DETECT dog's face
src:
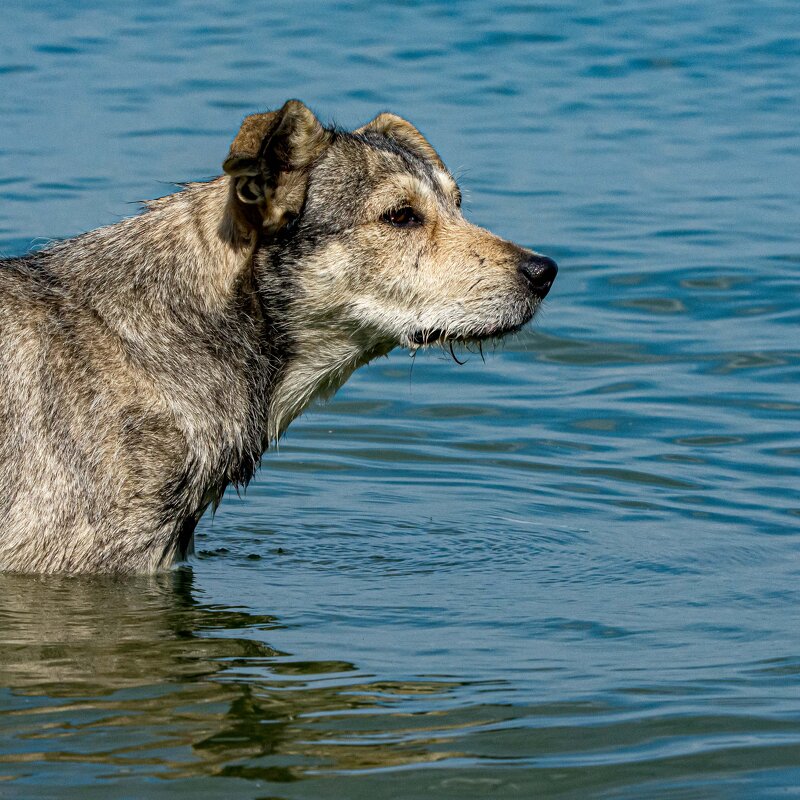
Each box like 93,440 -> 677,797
293,129 -> 557,352
224,101 -> 557,356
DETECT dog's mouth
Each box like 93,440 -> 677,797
405,319 -> 530,365
407,305 -> 537,350
410,323 -> 523,347
402,277 -> 555,356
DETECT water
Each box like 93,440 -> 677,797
1,1 -> 799,797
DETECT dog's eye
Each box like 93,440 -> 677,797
382,206 -> 423,228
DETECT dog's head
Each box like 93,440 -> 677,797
223,99 -> 557,355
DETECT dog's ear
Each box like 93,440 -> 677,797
356,113 -> 447,172
223,99 -> 331,234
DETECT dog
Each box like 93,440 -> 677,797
0,100 -> 557,573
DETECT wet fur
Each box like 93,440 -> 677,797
0,100 -> 555,573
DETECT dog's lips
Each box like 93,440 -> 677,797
410,329 -> 446,346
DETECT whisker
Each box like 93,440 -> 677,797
448,341 -> 466,365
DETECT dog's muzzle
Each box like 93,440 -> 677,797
519,254 -> 558,300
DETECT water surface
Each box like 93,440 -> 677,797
1,1 -> 799,797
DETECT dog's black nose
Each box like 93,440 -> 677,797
519,254 -> 558,299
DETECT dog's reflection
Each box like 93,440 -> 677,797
0,568 -> 285,696
0,570 -> 447,780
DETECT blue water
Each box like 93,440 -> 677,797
1,1 -> 799,797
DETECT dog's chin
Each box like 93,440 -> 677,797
406,305 -> 537,348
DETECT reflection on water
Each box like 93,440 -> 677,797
2,572 -> 800,799
1,570 -> 279,694
0,572 -> 471,792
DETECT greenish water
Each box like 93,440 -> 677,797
1,1 -> 799,797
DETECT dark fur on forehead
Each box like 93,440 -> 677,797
350,129 -> 440,182
315,129 -> 455,211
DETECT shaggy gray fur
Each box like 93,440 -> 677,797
0,100 -> 556,573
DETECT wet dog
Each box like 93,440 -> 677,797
0,100 -> 557,573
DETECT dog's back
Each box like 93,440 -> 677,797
0,182 -> 280,573
0,249 -> 182,572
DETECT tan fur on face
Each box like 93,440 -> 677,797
281,138 -> 534,354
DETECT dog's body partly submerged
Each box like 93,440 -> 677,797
0,100 -> 557,573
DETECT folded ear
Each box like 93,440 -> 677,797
356,112 -> 447,172
223,99 -> 331,234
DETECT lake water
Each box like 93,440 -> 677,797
1,1 -> 799,797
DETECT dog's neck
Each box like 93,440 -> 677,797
47,177 -> 250,318
265,331 -> 392,444
47,178 -> 388,494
